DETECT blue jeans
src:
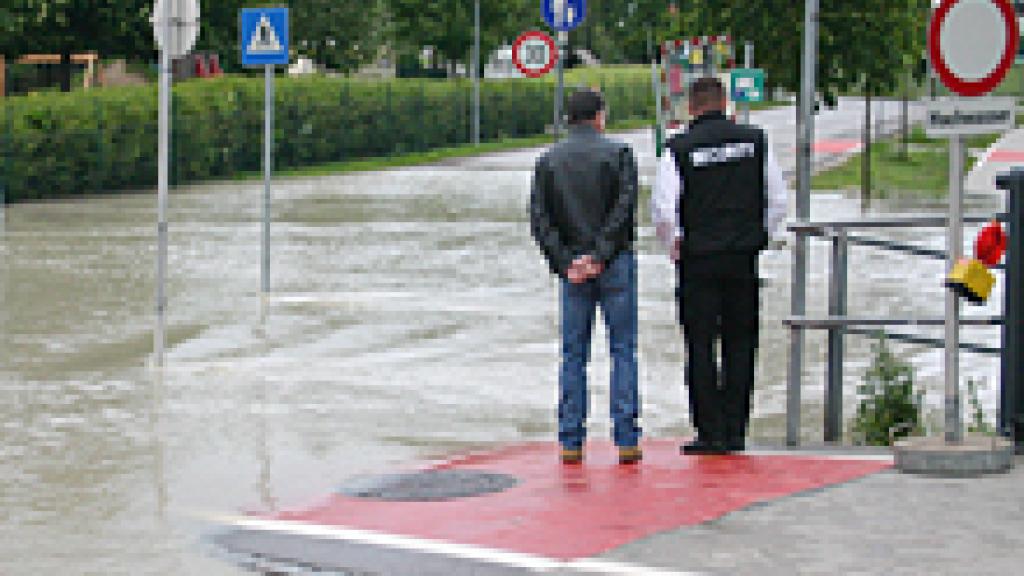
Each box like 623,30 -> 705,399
559,250 -> 640,449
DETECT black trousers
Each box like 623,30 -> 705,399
677,253 -> 760,442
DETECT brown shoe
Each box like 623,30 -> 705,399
618,446 -> 643,465
561,448 -> 584,464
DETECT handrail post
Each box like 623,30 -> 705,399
997,168 -> 1024,452
825,230 -> 848,442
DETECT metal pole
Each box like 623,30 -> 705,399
473,0 -> 480,146
928,4 -> 936,101
875,98 -> 882,139
743,42 -> 753,124
825,231 -> 848,442
555,31 -> 567,139
263,65 -> 273,295
945,134 -> 964,443
788,0 -> 818,446
999,170 -> 1023,447
155,0 -> 172,367
0,99 -> 7,228
652,52 -> 663,157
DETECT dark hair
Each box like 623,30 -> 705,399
690,77 -> 725,111
567,89 -> 605,124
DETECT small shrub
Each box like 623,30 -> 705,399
852,335 -> 923,446
966,378 -> 996,436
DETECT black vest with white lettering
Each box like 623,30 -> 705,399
668,112 -> 767,256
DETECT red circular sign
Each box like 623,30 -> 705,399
929,0 -> 1019,97
512,31 -> 558,79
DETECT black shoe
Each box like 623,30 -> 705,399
725,437 -> 746,452
680,438 -> 728,455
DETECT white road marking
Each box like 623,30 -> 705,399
204,514 -> 706,576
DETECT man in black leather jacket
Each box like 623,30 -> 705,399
529,89 -> 641,465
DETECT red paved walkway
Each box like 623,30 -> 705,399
270,440 -> 891,560
813,139 -> 862,154
987,150 -> 1024,163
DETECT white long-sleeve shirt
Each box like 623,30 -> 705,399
651,134 -> 789,254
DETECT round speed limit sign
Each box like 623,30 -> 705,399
512,31 -> 558,78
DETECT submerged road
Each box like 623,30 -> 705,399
0,98 -> 1002,575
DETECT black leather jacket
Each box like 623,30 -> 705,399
530,125 -> 638,278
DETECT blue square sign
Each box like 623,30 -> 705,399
241,8 -> 289,66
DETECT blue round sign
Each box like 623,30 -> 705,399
542,0 -> 586,32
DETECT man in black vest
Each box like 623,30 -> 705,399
530,89 -> 642,465
651,77 -> 788,454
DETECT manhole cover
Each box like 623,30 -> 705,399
338,470 -> 519,501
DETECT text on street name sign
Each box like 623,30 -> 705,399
926,97 -> 1016,136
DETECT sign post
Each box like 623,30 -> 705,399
928,0 -> 1018,445
556,30 -> 566,138
473,0 -> 480,146
893,0 -> 1017,476
542,0 -> 586,138
151,0 -> 200,366
241,8 -> 289,297
742,42 -> 755,123
788,0 -> 818,446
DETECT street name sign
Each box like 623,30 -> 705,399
731,68 -> 765,103
151,0 -> 201,59
241,7 -> 290,66
512,31 -> 558,78
542,0 -> 586,32
929,0 -> 1018,96
926,97 -> 1016,136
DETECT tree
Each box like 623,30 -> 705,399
3,1 -> 152,91
575,0 -> 675,64
387,0 -> 539,75
191,1 -> 388,74
192,0 -> 245,72
689,1 -> 929,207
291,0 -> 388,73
817,0 -> 929,208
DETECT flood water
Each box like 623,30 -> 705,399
0,100 -> 1005,575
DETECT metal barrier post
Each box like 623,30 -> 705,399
944,135 -> 964,444
997,168 -> 1024,452
789,0 -> 819,446
825,230 -> 848,442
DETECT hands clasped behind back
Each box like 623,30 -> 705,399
566,254 -> 605,284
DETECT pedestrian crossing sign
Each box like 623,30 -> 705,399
241,8 -> 289,66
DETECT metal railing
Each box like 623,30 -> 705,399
784,213 -> 1006,445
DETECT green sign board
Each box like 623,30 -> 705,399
731,68 -> 765,103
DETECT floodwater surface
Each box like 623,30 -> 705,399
0,99 -> 1003,575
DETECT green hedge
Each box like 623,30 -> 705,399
0,69 -> 654,203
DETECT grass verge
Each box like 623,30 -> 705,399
811,127 -> 1003,199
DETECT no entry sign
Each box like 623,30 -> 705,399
929,0 -> 1019,97
512,31 -> 558,78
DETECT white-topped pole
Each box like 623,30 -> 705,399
155,0 -> 172,367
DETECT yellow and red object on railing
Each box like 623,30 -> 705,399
947,220 -> 1007,303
